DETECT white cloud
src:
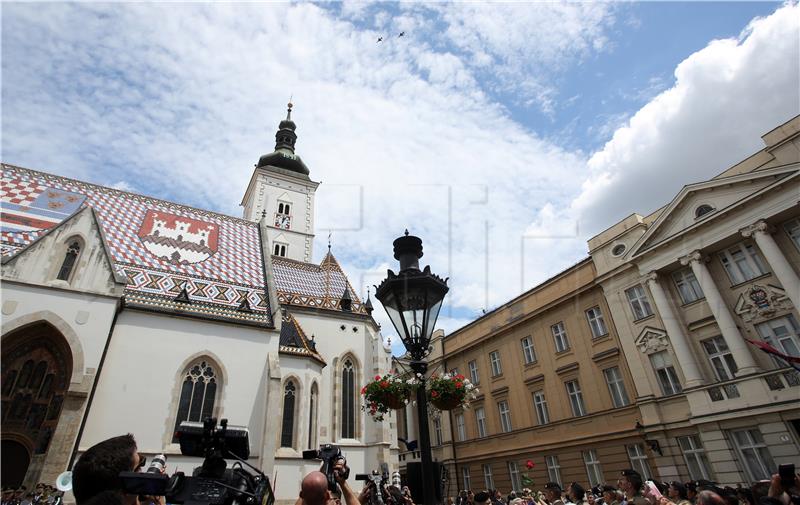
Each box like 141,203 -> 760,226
569,3 -> 800,235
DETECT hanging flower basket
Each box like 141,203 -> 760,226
361,373 -> 419,422
427,373 -> 478,411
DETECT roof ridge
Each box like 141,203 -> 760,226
2,163 -> 257,227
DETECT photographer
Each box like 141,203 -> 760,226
72,434 -> 164,505
296,460 -> 362,505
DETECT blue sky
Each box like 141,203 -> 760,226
2,1 -> 798,352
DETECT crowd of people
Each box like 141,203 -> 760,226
15,431 -> 798,505
1,485 -> 64,505
449,469 -> 798,505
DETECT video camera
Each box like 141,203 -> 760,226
120,418 -> 274,505
301,444 -> 348,492
355,463 -> 390,505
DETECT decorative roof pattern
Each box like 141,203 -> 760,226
279,310 -> 326,366
1,165 -> 272,327
272,252 -> 368,315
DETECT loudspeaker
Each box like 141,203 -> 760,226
406,462 -> 443,504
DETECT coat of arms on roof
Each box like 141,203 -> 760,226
1,177 -> 86,234
735,284 -> 790,322
137,210 -> 219,265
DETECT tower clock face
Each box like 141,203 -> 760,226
275,214 -> 291,229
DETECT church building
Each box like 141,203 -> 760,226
0,104 -> 397,503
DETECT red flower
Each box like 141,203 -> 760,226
381,381 -> 389,388
457,374 -> 465,380
526,460 -> 534,469
360,386 -> 367,395
375,375 -> 381,380
455,382 -> 463,388
431,391 -> 439,398
371,402 -> 377,408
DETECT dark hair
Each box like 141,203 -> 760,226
697,491 -> 726,505
72,434 -> 137,504
670,482 -> 688,500
624,473 -> 643,493
81,491 -> 125,505
571,483 -> 586,501
475,492 -> 491,503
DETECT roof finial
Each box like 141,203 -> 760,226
328,231 -> 332,251
404,229 -> 409,236
287,95 -> 293,121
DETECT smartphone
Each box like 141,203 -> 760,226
779,463 -> 795,490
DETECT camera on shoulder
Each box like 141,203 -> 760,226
120,418 -> 274,505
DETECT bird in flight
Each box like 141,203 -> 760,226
377,36 -> 383,42
398,31 -> 405,37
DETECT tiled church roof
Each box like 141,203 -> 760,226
1,164 -> 273,327
278,310 -> 326,366
272,251 -> 369,315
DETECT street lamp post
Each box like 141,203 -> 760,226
375,231 -> 449,505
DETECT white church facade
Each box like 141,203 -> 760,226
0,104 -> 397,503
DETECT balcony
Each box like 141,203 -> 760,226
686,367 -> 800,418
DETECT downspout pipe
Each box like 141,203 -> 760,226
67,297 -> 124,469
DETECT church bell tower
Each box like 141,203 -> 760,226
240,103 -> 319,262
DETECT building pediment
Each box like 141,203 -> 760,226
734,283 -> 792,323
631,164 -> 798,257
2,206 -> 126,297
635,326 -> 670,355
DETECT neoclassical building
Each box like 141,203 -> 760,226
398,115 -> 800,491
0,105 -> 396,502
590,115 -> 800,484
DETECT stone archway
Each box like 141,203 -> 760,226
1,322 -> 73,488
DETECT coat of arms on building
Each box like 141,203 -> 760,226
635,327 -> 670,354
734,284 -> 790,322
137,210 -> 219,265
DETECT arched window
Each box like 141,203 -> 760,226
341,360 -> 356,439
308,383 -> 318,449
172,360 -> 218,442
280,380 -> 296,448
57,241 -> 81,281
695,204 -> 715,219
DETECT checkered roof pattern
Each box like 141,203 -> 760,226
2,165 -> 272,326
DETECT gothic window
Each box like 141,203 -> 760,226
280,380 -> 296,448
308,383 -> 318,449
172,360 -> 218,442
273,243 -> 288,257
341,359 -> 356,439
57,241 -> 81,281
277,203 -> 291,215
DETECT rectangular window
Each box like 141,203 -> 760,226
720,242 -> 768,284
483,464 -> 494,491
755,315 -> 800,366
456,413 -> 466,442
702,336 -> 739,381
498,400 -> 512,433
785,218 -> 800,251
627,444 -> 652,480
730,428 -> 776,481
490,350 -> 503,376
476,407 -> 487,438
583,449 -> 603,487
433,417 -> 443,446
677,435 -> 713,481
462,466 -> 471,491
469,360 -> 480,385
521,336 -> 536,364
545,455 -> 562,487
551,322 -> 570,352
603,366 -> 630,407
626,285 -> 654,320
586,307 -> 609,338
508,461 -> 521,492
533,390 -> 550,425
673,268 -> 704,304
650,351 -> 682,396
565,380 -> 587,417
